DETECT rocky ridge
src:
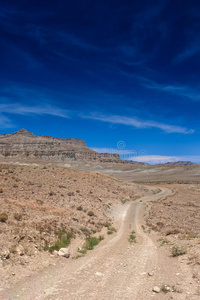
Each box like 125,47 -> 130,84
164,161 -> 198,166
0,129 -> 123,164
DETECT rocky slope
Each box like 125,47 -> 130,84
0,129 -> 123,164
0,163 -> 142,287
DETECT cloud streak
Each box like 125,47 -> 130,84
86,114 -> 194,134
0,103 -> 70,119
140,78 -> 200,101
0,114 -> 14,129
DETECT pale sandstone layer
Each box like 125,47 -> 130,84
0,129 -> 123,163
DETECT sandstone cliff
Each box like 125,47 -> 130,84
0,129 -> 123,164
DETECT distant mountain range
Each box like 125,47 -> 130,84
164,161 -> 198,166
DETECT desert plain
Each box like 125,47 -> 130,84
0,130 -> 199,299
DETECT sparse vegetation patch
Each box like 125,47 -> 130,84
0,212 -> 8,222
129,231 -> 136,243
171,245 -> 186,257
78,235 -> 104,254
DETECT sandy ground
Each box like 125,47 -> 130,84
0,186 -> 199,300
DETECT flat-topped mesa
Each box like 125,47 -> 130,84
1,129 -> 86,147
0,129 -> 123,163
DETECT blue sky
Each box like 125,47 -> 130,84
1,0 -> 200,164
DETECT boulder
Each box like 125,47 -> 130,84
58,248 -> 70,258
152,286 -> 160,293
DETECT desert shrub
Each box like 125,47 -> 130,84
14,213 -> 22,221
158,238 -> 169,246
107,227 -> 116,235
13,184 -> 18,188
171,245 -> 186,257
129,231 -> 136,243
107,231 -> 113,235
80,226 -> 91,236
157,221 -> 164,227
77,205 -> 83,211
161,285 -> 170,294
36,199 -> 44,205
166,228 -> 181,236
49,191 -> 56,196
0,212 -> 8,222
104,221 -> 111,228
88,211 -> 94,217
0,188 -> 3,193
48,231 -> 72,253
110,227 -> 116,232
79,236 -> 104,254
68,192 -> 74,196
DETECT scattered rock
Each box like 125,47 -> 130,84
16,245 -> 24,256
95,272 -> 103,277
58,248 -> 70,258
0,248 -> 10,259
148,272 -> 154,276
52,250 -> 59,256
140,272 -> 146,275
152,286 -> 160,293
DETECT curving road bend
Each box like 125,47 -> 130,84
1,187 -> 174,300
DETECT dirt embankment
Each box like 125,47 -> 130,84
145,183 -> 200,295
0,164 -> 143,288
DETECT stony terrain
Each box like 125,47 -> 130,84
146,183 -> 200,293
1,182 -> 199,299
0,163 -> 142,289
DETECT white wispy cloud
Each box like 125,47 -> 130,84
85,114 -> 194,134
131,155 -> 179,164
0,83 -> 194,134
129,155 -> 200,165
141,78 -> 200,101
0,103 -> 70,118
0,114 -> 14,129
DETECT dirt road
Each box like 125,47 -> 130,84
1,187 -> 198,300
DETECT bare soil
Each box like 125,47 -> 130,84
0,163 -> 200,299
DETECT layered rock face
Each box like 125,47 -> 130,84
0,129 -> 123,163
